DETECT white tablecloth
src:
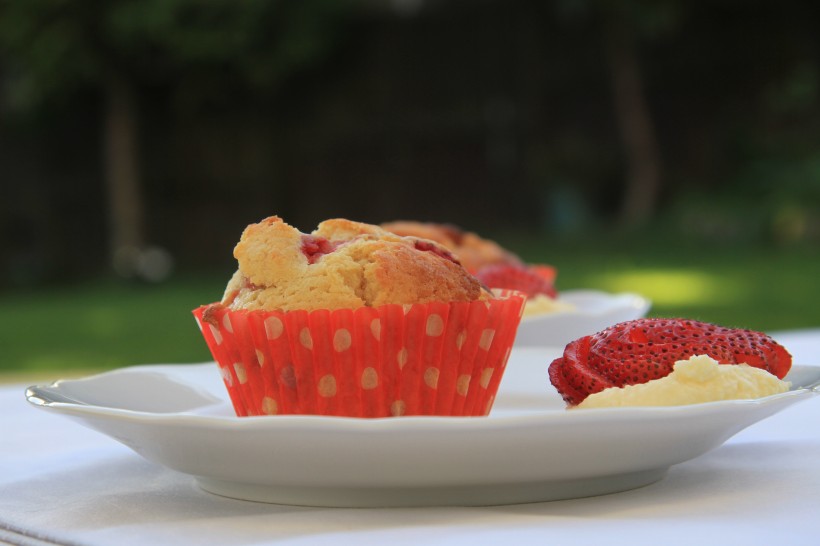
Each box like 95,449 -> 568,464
2,330 -> 819,546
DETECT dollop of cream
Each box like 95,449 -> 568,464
576,354 -> 790,409
523,294 -> 575,317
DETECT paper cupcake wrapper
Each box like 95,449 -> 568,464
193,290 -> 525,418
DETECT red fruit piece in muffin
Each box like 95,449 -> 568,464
474,264 -> 558,298
548,318 -> 792,406
300,235 -> 340,264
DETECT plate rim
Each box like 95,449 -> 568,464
25,361 -> 820,430
520,289 -> 652,322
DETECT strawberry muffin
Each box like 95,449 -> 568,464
548,318 -> 792,408
382,220 -> 562,311
194,216 -> 526,418
380,220 -> 522,274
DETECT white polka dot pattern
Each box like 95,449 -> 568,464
333,328 -> 352,352
264,316 -> 284,339
261,397 -> 278,415
361,367 -> 378,390
480,367 -> 494,389
209,324 -> 223,345
194,290 -> 526,417
299,327 -> 313,350
456,330 -> 467,349
479,329 -> 495,350
390,400 -> 406,416
233,363 -> 248,385
219,365 -> 233,386
424,367 -> 440,389
318,374 -> 337,397
426,314 -> 444,336
396,347 -> 408,369
456,374 -> 471,396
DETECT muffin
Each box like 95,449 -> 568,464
380,221 -> 522,274
194,216 -> 526,418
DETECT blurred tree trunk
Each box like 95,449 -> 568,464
603,10 -> 662,228
103,73 -> 145,270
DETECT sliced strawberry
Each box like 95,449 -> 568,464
474,264 -> 557,298
548,318 -> 793,406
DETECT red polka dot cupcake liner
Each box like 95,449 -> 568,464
192,290 -> 526,418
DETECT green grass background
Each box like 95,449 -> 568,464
1,236 -> 818,378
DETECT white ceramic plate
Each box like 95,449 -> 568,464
26,348 -> 819,508
515,290 -> 651,347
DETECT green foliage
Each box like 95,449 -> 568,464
508,232 -> 820,332
0,0 -> 100,110
0,0 -> 355,112
0,276 -> 220,373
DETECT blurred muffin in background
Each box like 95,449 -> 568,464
382,221 -> 566,315
380,220 -> 522,274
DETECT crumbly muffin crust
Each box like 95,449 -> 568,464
222,216 -> 487,311
381,220 -> 522,273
